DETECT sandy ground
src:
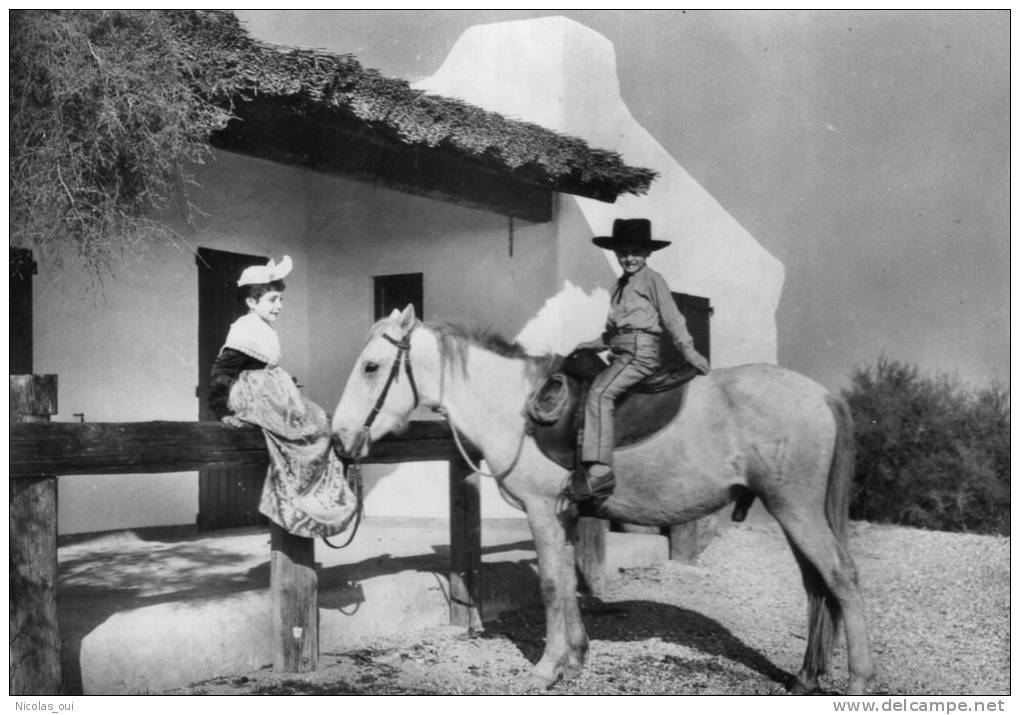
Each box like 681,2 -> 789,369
171,519 -> 1010,696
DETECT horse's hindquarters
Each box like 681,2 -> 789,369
601,366 -> 837,528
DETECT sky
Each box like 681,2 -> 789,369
234,10 -> 1009,394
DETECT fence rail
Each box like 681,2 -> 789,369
10,419 -> 464,476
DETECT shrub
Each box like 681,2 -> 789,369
842,357 -> 1009,535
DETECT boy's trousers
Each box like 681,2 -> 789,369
581,333 -> 660,466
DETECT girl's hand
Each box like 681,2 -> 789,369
221,415 -> 248,428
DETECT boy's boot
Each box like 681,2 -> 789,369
574,463 -> 615,518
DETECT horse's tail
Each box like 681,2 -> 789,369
824,394 -> 855,544
802,394 -> 857,676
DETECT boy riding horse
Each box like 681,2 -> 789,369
574,218 -> 710,516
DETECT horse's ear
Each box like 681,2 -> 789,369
398,303 -> 417,331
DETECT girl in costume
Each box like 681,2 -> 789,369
210,255 -> 356,538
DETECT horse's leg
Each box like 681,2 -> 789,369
778,514 -> 873,695
784,540 -> 840,693
523,499 -> 588,689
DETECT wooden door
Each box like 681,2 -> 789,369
196,247 -> 269,531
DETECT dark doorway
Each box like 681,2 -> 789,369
660,292 -> 712,366
673,292 -> 711,361
374,272 -> 424,320
196,247 -> 269,531
11,248 -> 36,375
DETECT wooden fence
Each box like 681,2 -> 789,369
9,374 -> 491,695
9,374 -> 708,694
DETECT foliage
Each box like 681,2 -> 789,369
843,357 -> 1010,535
9,10 -> 245,279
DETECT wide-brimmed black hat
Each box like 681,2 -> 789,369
592,218 -> 671,252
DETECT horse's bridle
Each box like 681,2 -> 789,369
348,325 -> 525,482
360,330 -> 420,435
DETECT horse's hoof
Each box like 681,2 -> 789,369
789,679 -> 820,695
561,660 -> 584,681
525,671 -> 559,691
845,677 -> 869,696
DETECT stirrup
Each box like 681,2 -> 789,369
572,467 -> 615,517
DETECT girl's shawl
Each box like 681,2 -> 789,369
223,313 -> 281,367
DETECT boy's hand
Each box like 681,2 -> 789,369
221,415 -> 248,428
682,348 -> 711,375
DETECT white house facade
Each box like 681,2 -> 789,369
31,16 -> 782,535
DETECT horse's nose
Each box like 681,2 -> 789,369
332,427 -> 369,459
330,432 -> 349,459
331,424 -> 360,454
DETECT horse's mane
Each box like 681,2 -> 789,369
427,320 -> 529,359
367,315 -> 555,386
425,319 -> 554,385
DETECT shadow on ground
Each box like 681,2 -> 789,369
483,597 -> 792,689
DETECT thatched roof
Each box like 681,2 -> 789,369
175,11 -> 656,210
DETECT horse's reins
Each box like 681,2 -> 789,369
320,459 -> 362,550
433,402 -> 526,479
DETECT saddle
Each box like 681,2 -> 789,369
525,349 -> 699,471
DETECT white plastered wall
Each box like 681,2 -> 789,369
41,152 -> 314,533
300,169 -> 558,520
417,17 -> 784,363
43,148 -> 550,533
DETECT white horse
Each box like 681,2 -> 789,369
331,305 -> 873,694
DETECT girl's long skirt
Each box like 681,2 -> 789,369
229,367 -> 357,538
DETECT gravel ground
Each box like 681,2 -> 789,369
173,520 -> 1010,696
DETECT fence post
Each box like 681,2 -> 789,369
10,375 -> 62,694
270,524 -> 317,671
575,516 -> 607,596
448,459 -> 482,630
